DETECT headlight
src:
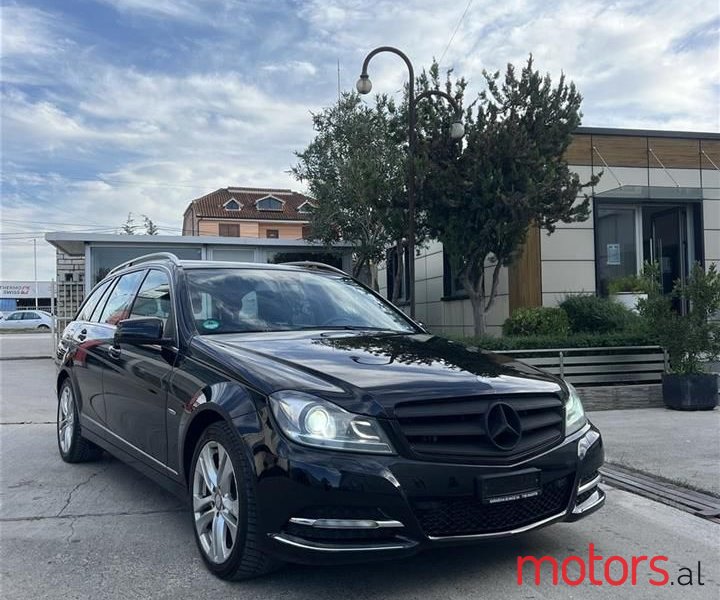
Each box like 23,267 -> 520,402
268,391 -> 395,454
565,383 -> 587,435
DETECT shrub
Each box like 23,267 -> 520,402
608,274 -> 645,294
559,294 -> 637,334
638,261 -> 720,374
502,307 -> 570,337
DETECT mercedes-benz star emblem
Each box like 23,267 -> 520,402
485,402 -> 522,450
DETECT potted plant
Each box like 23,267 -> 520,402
638,262 -> 720,410
608,274 -> 647,312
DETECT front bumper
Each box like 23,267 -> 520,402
252,422 -> 604,565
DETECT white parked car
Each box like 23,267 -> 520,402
0,310 -> 54,330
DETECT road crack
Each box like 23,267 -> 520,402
56,463 -> 113,517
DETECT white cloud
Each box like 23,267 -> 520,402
1,0 -> 718,281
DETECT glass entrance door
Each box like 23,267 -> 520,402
643,206 -> 689,312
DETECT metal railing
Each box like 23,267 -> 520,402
503,345 -> 667,386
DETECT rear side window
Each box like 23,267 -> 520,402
98,271 -> 145,325
76,281 -> 111,322
22,312 -> 40,320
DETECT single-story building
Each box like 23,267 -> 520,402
0,281 -> 55,313
379,127 -> 720,337
44,232 -> 353,325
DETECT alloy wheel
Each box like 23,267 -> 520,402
58,385 -> 75,454
192,441 -> 240,564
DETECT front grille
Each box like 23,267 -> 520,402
394,394 -> 564,459
412,476 -> 571,537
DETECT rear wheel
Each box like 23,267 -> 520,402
38,324 -> 50,330
189,422 -> 280,580
57,380 -> 102,463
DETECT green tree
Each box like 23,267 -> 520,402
142,214 -> 159,235
120,212 -> 136,235
292,92 -> 407,293
417,58 -> 599,335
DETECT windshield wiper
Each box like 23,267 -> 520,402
295,325 -> 411,333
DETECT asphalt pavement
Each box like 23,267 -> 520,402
589,408 -> 720,496
0,332 -> 54,359
1,354 -> 719,599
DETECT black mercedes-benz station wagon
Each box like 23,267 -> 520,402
55,253 -> 604,580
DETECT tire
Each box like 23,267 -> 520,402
57,380 -> 103,463
38,324 -> 50,330
189,422 -> 281,580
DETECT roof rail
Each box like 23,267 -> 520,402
281,261 -> 347,276
108,252 -> 181,276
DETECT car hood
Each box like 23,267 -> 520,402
194,331 -> 565,417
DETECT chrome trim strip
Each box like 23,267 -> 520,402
270,534 -> 410,552
572,489 -> 604,515
288,518 -> 404,529
427,510 -> 567,541
485,422 -> 591,469
83,415 -> 178,476
577,474 -> 602,495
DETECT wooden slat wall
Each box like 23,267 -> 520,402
508,225 -> 542,313
565,132 -> 718,170
701,140 -> 720,169
591,135 -> 649,168
565,134 -> 592,166
648,138 -> 701,169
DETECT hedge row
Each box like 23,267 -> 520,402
451,331 -> 658,351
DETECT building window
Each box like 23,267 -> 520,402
442,249 -> 467,299
266,229 -> 279,239
386,244 -> 410,303
297,202 -> 314,214
224,198 -> 241,211
219,223 -> 240,237
301,225 -> 312,239
256,196 -> 284,211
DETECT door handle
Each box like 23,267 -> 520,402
108,346 -> 121,359
77,328 -> 87,341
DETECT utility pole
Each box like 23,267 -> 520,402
33,238 -> 38,310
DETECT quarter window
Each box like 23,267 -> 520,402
98,271 -> 145,325
76,281 -> 111,322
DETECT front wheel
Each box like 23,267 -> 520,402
57,380 -> 102,463
190,422 -> 281,580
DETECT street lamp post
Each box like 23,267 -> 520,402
357,46 -> 463,319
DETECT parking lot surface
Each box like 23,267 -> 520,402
1,353 -> 718,599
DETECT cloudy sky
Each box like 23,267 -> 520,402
1,0 -> 718,280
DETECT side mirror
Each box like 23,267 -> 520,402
114,317 -> 169,346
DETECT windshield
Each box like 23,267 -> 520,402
186,268 -> 417,335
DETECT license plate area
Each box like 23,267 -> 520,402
478,469 -> 541,504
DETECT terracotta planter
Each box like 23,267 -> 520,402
662,373 -> 718,411
611,292 -> 647,313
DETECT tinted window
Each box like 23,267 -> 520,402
98,271 -> 145,325
130,270 -> 173,332
76,281 -> 111,322
22,312 -> 40,320
6,313 -> 22,321
186,268 -> 416,335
